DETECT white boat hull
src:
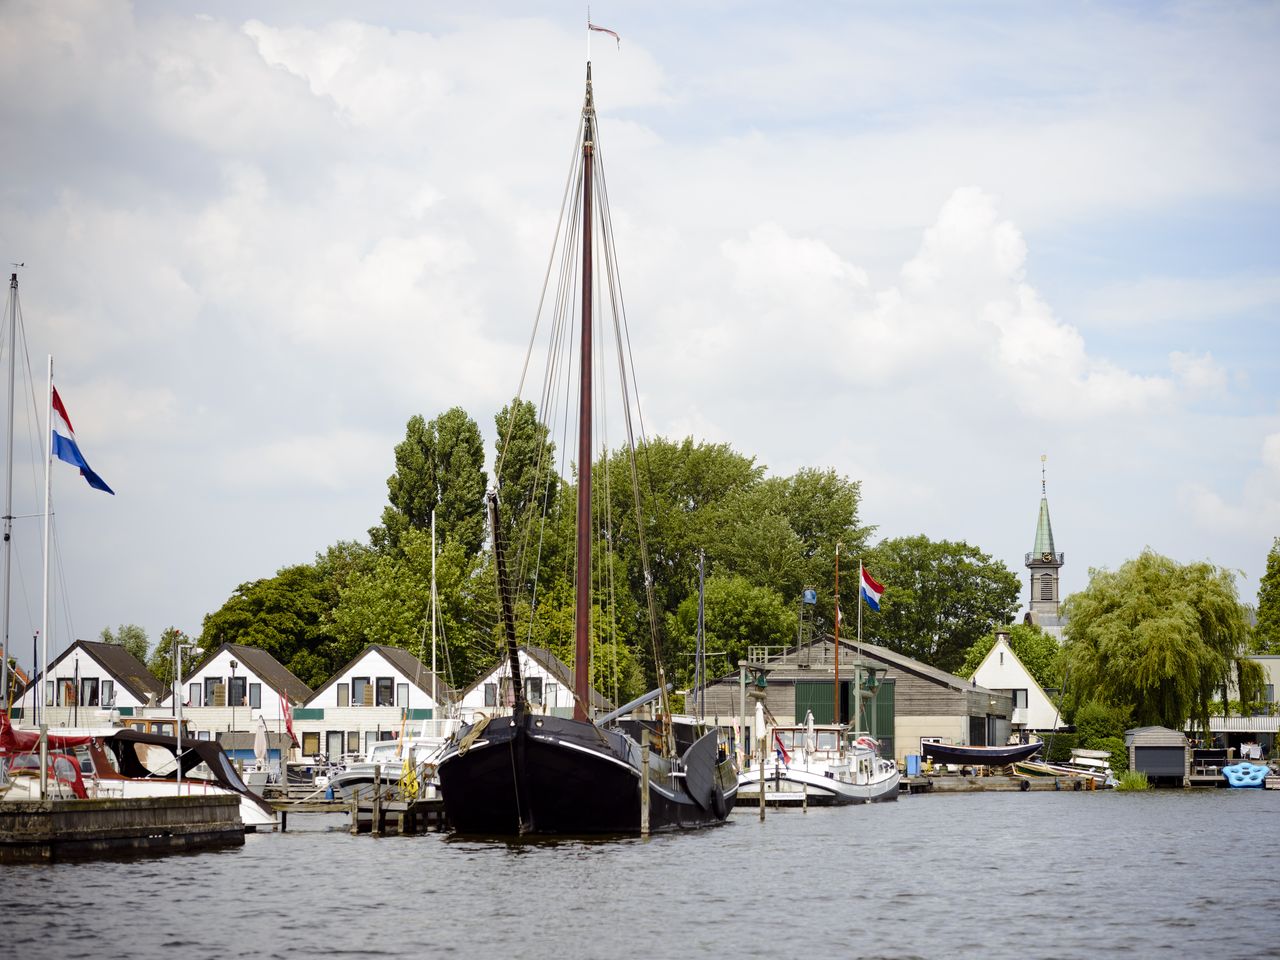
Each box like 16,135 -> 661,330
737,758 -> 900,805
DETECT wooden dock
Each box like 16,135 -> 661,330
269,795 -> 449,834
0,795 -> 244,862
907,773 -> 1100,793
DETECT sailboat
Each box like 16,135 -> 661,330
434,62 -> 738,835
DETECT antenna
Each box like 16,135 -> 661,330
1040,454 -> 1047,495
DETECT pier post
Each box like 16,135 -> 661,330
373,765 -> 382,837
758,731 -> 766,821
640,728 -> 651,837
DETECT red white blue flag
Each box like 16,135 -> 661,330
860,566 -> 884,612
51,387 -> 114,494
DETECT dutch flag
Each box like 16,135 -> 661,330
860,566 -> 884,612
51,387 -> 114,494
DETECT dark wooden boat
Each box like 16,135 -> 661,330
435,61 -> 736,836
922,739 -> 1042,766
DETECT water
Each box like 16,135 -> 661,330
6,790 -> 1279,960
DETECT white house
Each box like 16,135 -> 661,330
292,645 -> 448,759
454,645 -> 611,721
12,639 -> 168,728
164,643 -> 313,757
970,631 -> 1062,732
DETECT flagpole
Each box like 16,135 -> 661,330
39,355 -> 52,795
855,560 -> 864,737
1,273 -> 18,715
833,544 -> 840,728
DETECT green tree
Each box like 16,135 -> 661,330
146,627 -> 194,688
1062,549 -> 1253,734
861,535 -> 1020,673
666,575 -> 797,688
375,407 -> 488,557
1255,536 -> 1280,653
494,398 -> 559,566
958,622 -> 1063,690
199,564 -> 340,688
99,624 -> 149,663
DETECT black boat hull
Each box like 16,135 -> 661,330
436,712 -> 736,836
922,740 -> 1042,766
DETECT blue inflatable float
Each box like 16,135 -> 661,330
1221,762 -> 1268,788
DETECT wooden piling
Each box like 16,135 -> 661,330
372,765 -> 382,837
640,727 -> 651,837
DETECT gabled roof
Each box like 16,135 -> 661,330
31,639 -> 167,705
306,644 -> 452,705
458,645 -> 612,712
972,635 -> 1055,705
186,642 -> 313,705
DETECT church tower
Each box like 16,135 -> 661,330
1024,456 -> 1065,640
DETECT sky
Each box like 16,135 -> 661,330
1,1 -> 1277,673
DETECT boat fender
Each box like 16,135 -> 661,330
1073,779 -> 1082,791
1019,779 -> 1030,792
711,784 -> 727,819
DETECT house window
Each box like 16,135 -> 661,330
229,676 -> 247,708
102,680 -> 115,707
484,683 -> 497,707
337,683 -> 349,708
1265,685 -> 1275,704
1012,689 -> 1028,709
999,651 -> 1004,665
352,677 -> 370,706
205,677 -> 224,706
325,731 -> 345,758
188,682 -> 202,707
80,677 -> 100,706
526,677 -> 543,705
376,677 -> 394,707
545,682 -> 558,707
500,677 -> 515,707
397,683 -> 409,707
59,679 -> 76,706
302,732 -> 320,757
249,683 -> 262,709
347,731 -> 361,754
45,680 -> 54,706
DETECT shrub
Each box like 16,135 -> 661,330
1087,735 -> 1128,774
1041,732 -> 1080,763
1116,770 -> 1149,791
1073,701 -> 1132,743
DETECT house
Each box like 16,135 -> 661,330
168,642 -> 313,758
968,630 -> 1063,733
1187,654 -> 1280,758
11,639 -> 167,727
702,636 -> 1014,766
454,645 -> 611,721
292,644 -> 449,760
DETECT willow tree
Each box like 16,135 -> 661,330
1063,550 -> 1259,737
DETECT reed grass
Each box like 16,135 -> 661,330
1115,770 -> 1149,791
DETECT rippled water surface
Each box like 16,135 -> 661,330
7,790 -> 1280,959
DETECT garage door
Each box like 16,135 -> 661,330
1135,746 -> 1185,776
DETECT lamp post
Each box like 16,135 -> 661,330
229,658 -> 239,761
174,639 -> 200,791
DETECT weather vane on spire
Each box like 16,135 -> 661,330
1041,454 -> 1047,495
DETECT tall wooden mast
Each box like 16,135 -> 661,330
574,63 -> 596,722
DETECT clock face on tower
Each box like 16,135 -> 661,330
1041,552 -> 1053,563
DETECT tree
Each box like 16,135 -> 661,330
861,535 -> 1020,673
146,627 -> 194,688
958,622 -> 1063,691
375,407 -> 488,557
1062,550 -> 1253,734
1255,536 -> 1280,653
99,624 -> 149,663
666,575 -> 797,688
199,564 -> 340,688
494,398 -> 559,561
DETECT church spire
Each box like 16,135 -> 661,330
1025,455 -> 1065,639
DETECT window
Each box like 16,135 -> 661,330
337,683 -> 349,708
500,677 -> 516,707
999,651 -> 1004,665
45,680 -> 54,707
1011,689 -> 1028,709
347,731 -> 361,754
484,683 -> 497,707
59,679 -> 76,706
545,682 -> 558,708
229,676 -> 247,708
526,677 -> 543,705
352,677 -> 370,706
80,677 -> 99,706
1039,575 -> 1054,601
397,683 -> 409,708
376,677 -> 394,707
249,683 -> 262,709
1265,685 -> 1275,704
325,731 -> 344,758
302,732 -> 320,757
102,679 -> 115,706
205,677 -> 223,706
188,682 -> 202,707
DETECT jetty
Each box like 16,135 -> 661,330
0,795 -> 244,862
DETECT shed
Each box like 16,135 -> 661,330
1125,726 -> 1189,786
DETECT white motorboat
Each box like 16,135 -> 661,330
738,721 -> 900,805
